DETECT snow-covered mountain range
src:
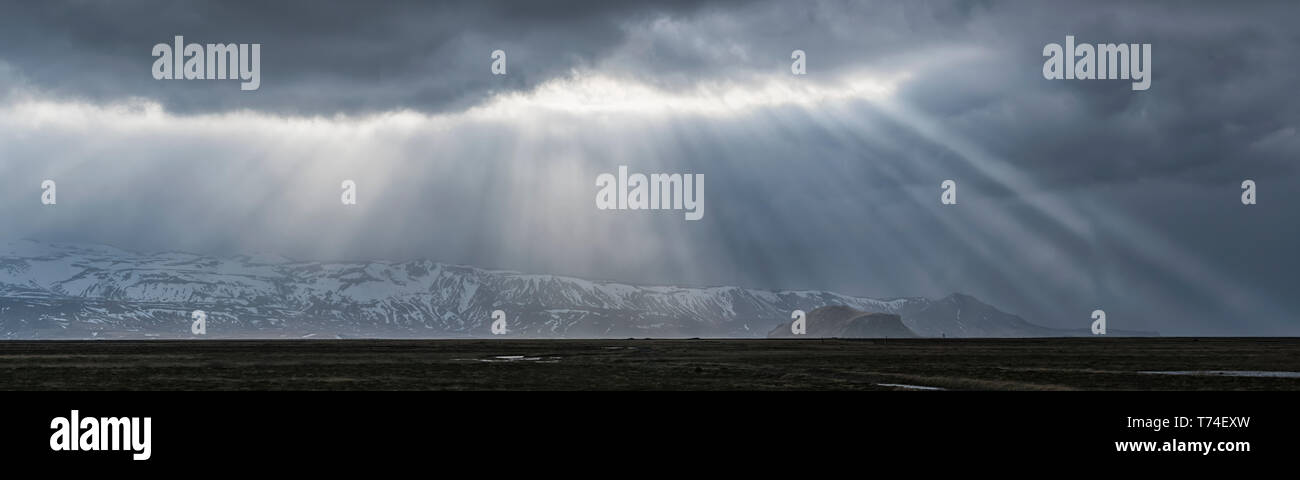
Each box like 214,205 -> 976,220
0,240 -> 1132,339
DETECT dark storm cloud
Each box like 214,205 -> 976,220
0,0 -> 1297,335
0,0 -> 739,114
891,0 -> 1300,190
8,0 -> 1289,187
5,0 -> 1297,181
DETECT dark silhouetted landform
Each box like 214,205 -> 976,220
768,306 -> 919,338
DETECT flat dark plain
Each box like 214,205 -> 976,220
1,338 -> 1297,390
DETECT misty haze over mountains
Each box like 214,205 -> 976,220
0,240 -> 1153,339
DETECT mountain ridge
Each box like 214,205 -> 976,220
0,240 -> 1155,339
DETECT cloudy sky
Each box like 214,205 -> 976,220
0,0 -> 1296,335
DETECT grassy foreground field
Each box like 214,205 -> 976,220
1,338 -> 1297,390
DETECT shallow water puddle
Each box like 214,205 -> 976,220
1139,370 -> 1300,378
452,355 -> 562,363
876,383 -> 945,391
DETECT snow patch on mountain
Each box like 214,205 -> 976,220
0,240 -> 1127,339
